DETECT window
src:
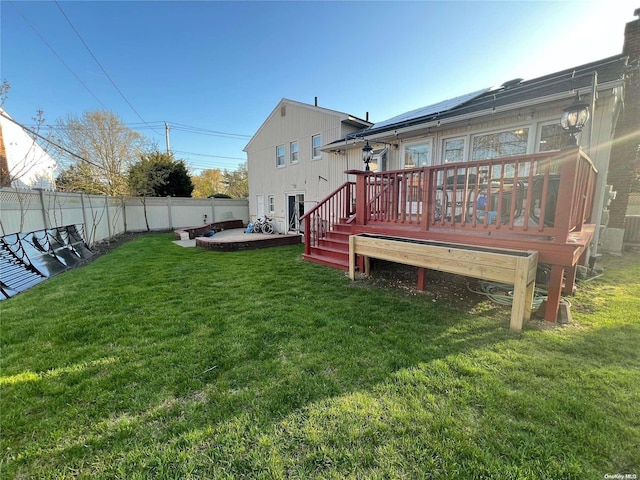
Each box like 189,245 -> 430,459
377,149 -> 388,171
538,124 -> 566,152
472,128 -> 529,161
276,145 -> 285,167
290,141 -> 299,163
404,141 -> 432,168
442,138 -> 465,163
312,134 -> 322,159
267,195 -> 275,214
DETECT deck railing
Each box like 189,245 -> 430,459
352,148 -> 597,244
301,182 -> 355,255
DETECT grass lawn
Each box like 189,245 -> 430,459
1,233 -> 638,479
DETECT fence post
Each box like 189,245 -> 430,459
167,196 -> 173,230
38,188 -> 50,230
80,193 -> 89,238
122,196 -> 128,233
104,195 -> 112,239
210,197 -> 216,224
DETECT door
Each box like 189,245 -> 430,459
256,195 -> 264,220
287,194 -> 304,233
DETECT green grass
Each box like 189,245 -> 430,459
1,233 -> 638,479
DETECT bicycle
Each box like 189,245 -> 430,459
252,216 -> 275,234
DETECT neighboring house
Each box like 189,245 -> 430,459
243,98 -> 371,233
0,109 -> 57,190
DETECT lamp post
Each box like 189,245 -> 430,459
362,140 -> 373,171
560,93 -> 590,148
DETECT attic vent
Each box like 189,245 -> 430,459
501,78 -> 524,89
281,106 -> 286,117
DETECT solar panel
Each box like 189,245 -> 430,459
371,88 -> 491,130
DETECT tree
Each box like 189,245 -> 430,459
128,151 -> 193,198
54,110 -> 146,196
56,163 -> 104,194
191,168 -> 225,198
223,162 -> 248,199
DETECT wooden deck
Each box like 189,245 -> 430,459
301,148 -> 597,325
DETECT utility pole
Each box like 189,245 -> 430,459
165,122 -> 171,155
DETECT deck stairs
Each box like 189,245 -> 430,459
303,220 -> 352,270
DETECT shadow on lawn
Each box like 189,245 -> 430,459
10,300 -> 514,476
33,322 -> 638,478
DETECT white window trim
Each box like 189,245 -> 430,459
311,134 -> 322,160
276,144 -> 286,168
535,119 -> 564,153
267,194 -> 275,214
469,125 -> 532,161
441,136 -> 467,165
402,138 -> 434,168
290,140 -> 299,164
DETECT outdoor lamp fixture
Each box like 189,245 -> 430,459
362,140 -> 373,171
560,93 -> 590,148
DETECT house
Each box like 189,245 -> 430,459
246,10 -> 639,325
0,109 -> 57,190
243,98 -> 371,233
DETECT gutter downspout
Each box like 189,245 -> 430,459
588,72 -> 612,264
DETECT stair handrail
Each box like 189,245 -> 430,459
301,182 -> 355,255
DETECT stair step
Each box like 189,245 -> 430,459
302,253 -> 349,271
310,245 -> 349,261
332,223 -> 352,233
319,237 -> 349,249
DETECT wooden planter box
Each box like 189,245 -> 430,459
348,234 -> 538,331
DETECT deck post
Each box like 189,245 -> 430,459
417,267 -> 426,291
349,171 -> 368,226
554,150 -> 579,243
545,264 -> 565,322
564,265 -> 578,295
348,235 -> 356,280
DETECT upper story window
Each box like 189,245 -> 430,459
290,141 -> 299,164
442,138 -> 465,163
471,128 -> 529,161
276,144 -> 285,167
312,134 -> 322,160
404,140 -> 432,168
538,123 -> 565,152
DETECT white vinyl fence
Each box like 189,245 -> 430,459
0,187 -> 249,245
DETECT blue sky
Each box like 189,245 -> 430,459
1,1 -> 636,174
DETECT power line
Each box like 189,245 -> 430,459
8,1 -> 109,110
173,150 -> 246,161
23,121 -> 252,140
169,123 -> 251,139
54,1 -> 162,137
